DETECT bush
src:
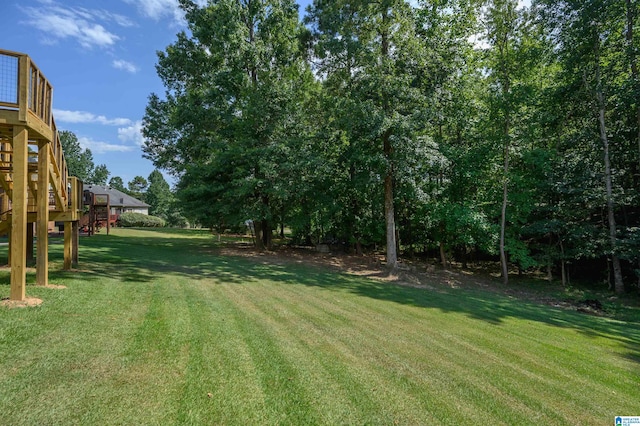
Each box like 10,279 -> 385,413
118,212 -> 166,228
165,210 -> 190,228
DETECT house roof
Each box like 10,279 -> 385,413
84,185 -> 150,208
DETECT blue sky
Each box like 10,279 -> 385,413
1,0 -> 314,186
2,0 -> 528,187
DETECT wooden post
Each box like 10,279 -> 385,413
2,179 -> 9,267
106,198 -> 111,235
26,222 -> 34,263
1,185 -> 9,213
72,221 -> 79,267
7,229 -> 11,266
63,222 -> 72,270
10,126 -> 28,301
18,56 -> 28,123
37,141 -> 50,286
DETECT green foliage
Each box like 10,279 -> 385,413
143,0 -> 315,249
127,176 -> 148,201
90,164 -> 110,186
108,176 -> 126,192
164,208 -> 189,228
138,0 -> 640,288
145,169 -> 173,219
118,212 -> 165,228
60,130 -> 112,185
60,130 -> 96,182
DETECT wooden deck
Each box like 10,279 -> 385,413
0,48 -> 82,301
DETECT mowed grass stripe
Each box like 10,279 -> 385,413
357,298 -> 633,424
173,278 -> 272,425
0,277 -> 155,424
217,278 -> 537,423
219,281 -> 405,425
1,228 -> 639,425
212,269 -> 638,424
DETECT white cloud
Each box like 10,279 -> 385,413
106,12 -> 136,28
123,0 -> 207,25
78,136 -> 135,154
123,0 -> 184,23
20,3 -> 132,49
113,59 -> 139,73
118,120 -> 145,146
54,109 -> 132,126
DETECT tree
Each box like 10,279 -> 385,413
108,176 -> 126,192
59,130 -> 94,182
536,0 -> 632,292
306,0 -> 430,268
409,0 -> 493,267
143,0 -> 314,249
59,130 -> 112,185
90,164 -> 110,186
146,169 -> 173,219
127,176 -> 148,200
483,0 -> 523,284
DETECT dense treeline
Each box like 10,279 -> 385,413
142,0 -> 639,292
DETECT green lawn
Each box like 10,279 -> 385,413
0,228 -> 638,425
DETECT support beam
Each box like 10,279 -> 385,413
37,141 -> 50,286
10,126 -> 28,301
1,186 -> 9,213
18,56 -> 28,122
72,221 -> 79,267
26,223 -> 34,263
63,222 -> 72,270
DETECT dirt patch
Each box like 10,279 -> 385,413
43,284 -> 67,290
217,243 -> 397,281
216,243 -> 499,291
215,242 -> 616,317
1,297 -> 43,308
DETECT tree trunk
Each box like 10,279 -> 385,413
626,0 -> 640,172
462,245 -> 468,269
254,220 -> 265,251
547,234 -> 553,282
261,218 -> 271,250
384,171 -> 398,269
499,125 -> 510,285
559,238 -> 566,287
492,2 -> 513,286
355,238 -> 363,256
439,241 -> 447,269
595,37 -> 625,293
381,10 -> 397,270
625,0 -> 639,290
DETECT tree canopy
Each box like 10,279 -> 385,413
142,0 -> 640,292
60,130 -> 111,185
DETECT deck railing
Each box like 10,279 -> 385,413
0,48 -> 72,213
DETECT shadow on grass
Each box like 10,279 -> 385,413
1,230 -> 638,364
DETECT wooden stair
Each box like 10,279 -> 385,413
0,48 -> 83,300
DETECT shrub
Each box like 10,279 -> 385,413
118,212 -> 166,228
